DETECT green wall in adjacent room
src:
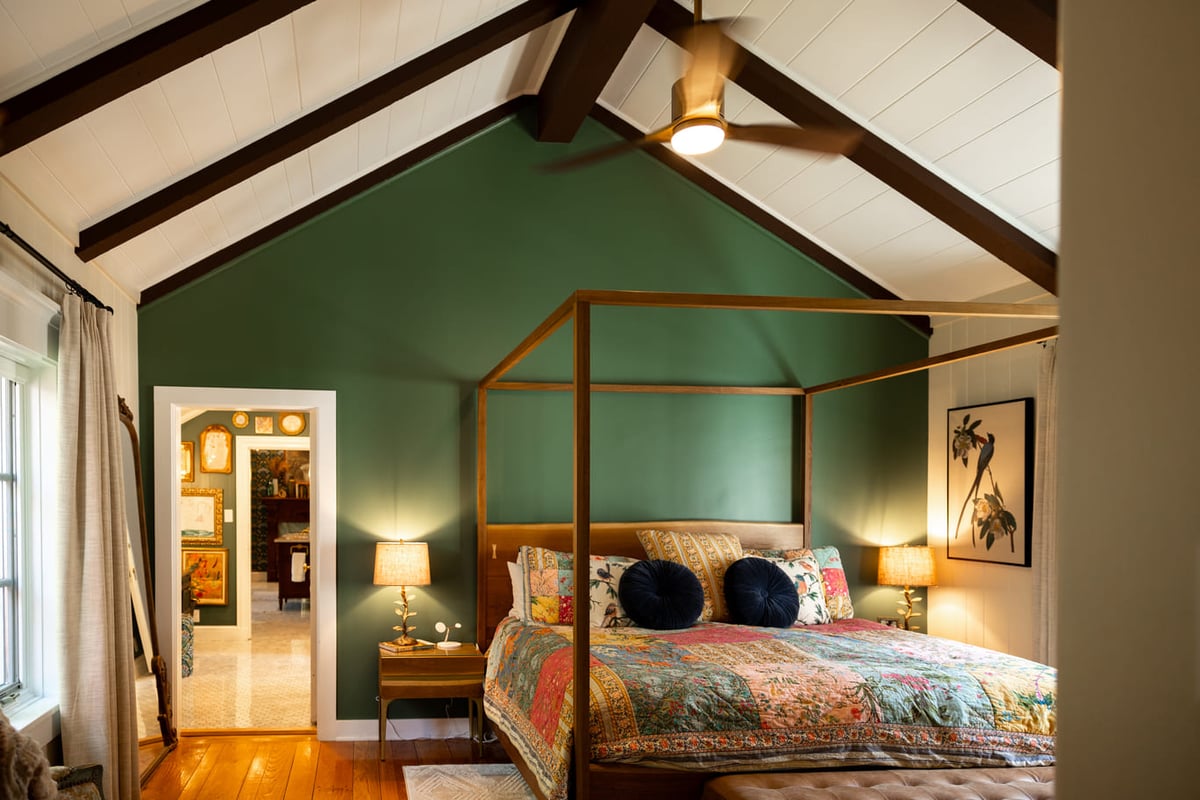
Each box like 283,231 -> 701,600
137,115 -> 928,721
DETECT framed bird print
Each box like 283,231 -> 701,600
947,398 -> 1033,567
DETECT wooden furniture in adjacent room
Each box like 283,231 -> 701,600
378,644 -> 486,760
262,496 -> 309,582
276,539 -> 310,609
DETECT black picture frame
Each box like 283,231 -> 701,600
947,398 -> 1034,567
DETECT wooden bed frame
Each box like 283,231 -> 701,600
475,290 -> 1058,800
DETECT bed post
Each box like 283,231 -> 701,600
803,394 -> 813,545
477,386 -> 489,648
573,299 -> 592,800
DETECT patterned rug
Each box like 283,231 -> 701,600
402,764 -> 536,800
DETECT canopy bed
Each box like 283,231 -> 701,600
475,290 -> 1058,800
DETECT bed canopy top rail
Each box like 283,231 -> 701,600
476,290 -> 1060,800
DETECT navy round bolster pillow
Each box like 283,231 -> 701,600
724,557 -> 800,628
617,559 -> 705,630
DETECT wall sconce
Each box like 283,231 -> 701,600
878,545 -> 937,631
373,541 -> 431,645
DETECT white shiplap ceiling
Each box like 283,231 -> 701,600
0,0 -> 1059,305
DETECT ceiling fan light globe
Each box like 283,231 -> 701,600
670,119 -> 725,155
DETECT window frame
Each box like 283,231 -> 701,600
0,325 -> 59,747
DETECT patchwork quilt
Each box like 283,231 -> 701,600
483,618 -> 1055,800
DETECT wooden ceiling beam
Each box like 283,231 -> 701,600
78,0 -> 581,263
0,0 -> 317,156
956,0 -> 1058,68
645,0 -> 1058,295
537,0 -> 656,142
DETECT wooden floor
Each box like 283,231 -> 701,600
141,733 -> 511,800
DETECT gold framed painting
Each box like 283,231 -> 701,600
180,487 -> 223,546
180,441 -> 194,482
231,410 -> 249,429
199,424 -> 232,473
182,548 -> 228,606
254,415 -> 273,434
279,412 -> 306,436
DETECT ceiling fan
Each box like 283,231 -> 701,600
545,1 -> 863,172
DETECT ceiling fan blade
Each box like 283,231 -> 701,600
726,123 -> 863,155
678,21 -> 742,111
541,128 -> 672,172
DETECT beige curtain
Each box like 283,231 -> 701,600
58,295 -> 139,800
1032,340 -> 1058,666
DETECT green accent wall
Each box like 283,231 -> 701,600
137,116 -> 928,721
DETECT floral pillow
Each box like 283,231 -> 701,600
744,545 -> 855,620
756,552 -> 832,625
516,546 -> 639,626
636,530 -> 744,622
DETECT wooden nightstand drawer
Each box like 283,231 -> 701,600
378,646 -> 486,679
378,643 -> 487,760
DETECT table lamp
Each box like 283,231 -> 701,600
878,545 -> 937,631
373,541 -> 431,645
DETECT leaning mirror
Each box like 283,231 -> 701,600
119,396 -> 178,781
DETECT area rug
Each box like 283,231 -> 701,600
402,763 -> 536,800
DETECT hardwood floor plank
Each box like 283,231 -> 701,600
200,737 -> 262,798
282,738 -> 319,800
351,741 -> 383,800
413,739 -> 452,764
141,735 -> 509,799
247,740 -> 299,800
313,741 -> 355,798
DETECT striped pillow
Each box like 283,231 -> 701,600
635,530 -> 744,622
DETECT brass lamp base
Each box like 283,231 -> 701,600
898,585 -> 924,631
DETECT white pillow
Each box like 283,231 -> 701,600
506,561 -> 528,620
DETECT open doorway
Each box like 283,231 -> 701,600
152,387 -> 337,739
176,425 -> 314,729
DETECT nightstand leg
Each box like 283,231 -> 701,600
379,698 -> 389,761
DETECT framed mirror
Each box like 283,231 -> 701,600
119,397 -> 178,781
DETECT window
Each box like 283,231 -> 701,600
0,366 -> 24,700
0,343 -> 56,723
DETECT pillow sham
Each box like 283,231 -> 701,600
813,546 -> 854,620
506,561 -> 528,620
636,529 -> 744,622
723,557 -> 799,627
768,552 -> 832,625
745,545 -> 854,620
515,546 -> 640,627
618,559 -> 704,630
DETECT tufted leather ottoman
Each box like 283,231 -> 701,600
702,767 -> 1054,800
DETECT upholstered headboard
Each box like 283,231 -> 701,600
476,520 -> 806,649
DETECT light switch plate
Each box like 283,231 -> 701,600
224,508 -> 234,523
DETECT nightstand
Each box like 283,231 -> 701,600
378,643 -> 487,760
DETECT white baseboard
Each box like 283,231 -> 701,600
330,717 -> 469,741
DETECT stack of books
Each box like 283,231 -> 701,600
379,639 -> 434,653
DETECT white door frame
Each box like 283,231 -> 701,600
154,386 -> 336,738
235,434 -> 311,639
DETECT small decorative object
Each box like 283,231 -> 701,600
231,410 -> 249,428
373,541 -> 431,646
947,399 -> 1033,566
876,616 -> 900,628
180,487 -> 223,546
434,621 -> 462,649
255,415 -> 273,434
199,424 -> 232,473
878,545 -> 937,631
279,412 -> 306,436
179,441 -> 194,482
182,548 -> 228,605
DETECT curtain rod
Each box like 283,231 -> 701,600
0,219 -> 113,313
